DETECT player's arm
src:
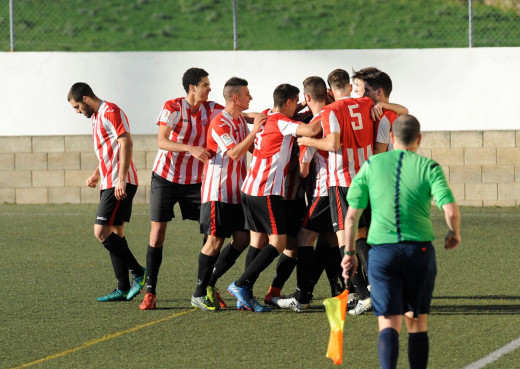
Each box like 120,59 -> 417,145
371,102 -> 408,121
241,111 -> 265,123
86,166 -> 100,188
299,161 -> 310,178
442,202 -> 461,250
374,142 -> 388,154
157,125 -> 210,163
295,118 -> 322,138
341,206 -> 362,280
227,114 -> 266,161
113,133 -> 133,199
297,132 -> 339,152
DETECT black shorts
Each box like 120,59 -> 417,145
95,184 -> 138,226
149,172 -> 201,222
328,186 -> 366,232
200,201 -> 246,238
241,193 -> 287,235
369,242 -> 437,317
301,196 -> 334,233
285,198 -> 306,237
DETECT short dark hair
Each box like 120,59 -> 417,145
303,76 -> 327,102
67,82 -> 95,102
223,77 -> 248,101
393,114 -> 420,145
364,70 -> 393,97
182,68 -> 209,93
327,69 -> 350,90
273,83 -> 300,108
351,67 -> 380,81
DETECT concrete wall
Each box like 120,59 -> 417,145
1,49 -> 519,205
1,131 -> 520,206
1,48 -> 519,135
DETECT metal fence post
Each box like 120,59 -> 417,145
233,0 -> 238,50
9,0 -> 15,51
468,0 -> 473,47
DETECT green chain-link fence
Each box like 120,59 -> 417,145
2,0 -> 520,51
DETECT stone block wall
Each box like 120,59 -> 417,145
1,131 -> 520,206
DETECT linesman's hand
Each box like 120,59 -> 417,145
341,254 -> 358,282
445,230 -> 461,250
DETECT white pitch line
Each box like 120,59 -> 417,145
461,337 -> 520,369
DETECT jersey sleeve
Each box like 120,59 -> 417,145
429,162 -> 456,208
210,120 -> 236,153
277,119 -> 300,137
104,107 -> 130,137
156,101 -> 181,128
346,161 -> 370,209
321,108 -> 339,136
376,115 -> 391,144
299,145 -> 316,164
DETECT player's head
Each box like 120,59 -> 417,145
392,114 -> 421,147
67,82 -> 98,118
182,68 -> 211,101
327,69 -> 352,99
303,76 -> 327,104
352,67 -> 379,98
223,77 -> 252,111
363,70 -> 393,103
273,83 -> 300,117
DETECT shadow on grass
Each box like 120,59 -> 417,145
432,295 -> 520,315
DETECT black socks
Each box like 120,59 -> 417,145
145,245 -> 163,294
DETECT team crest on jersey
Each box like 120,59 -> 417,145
159,110 -> 171,123
201,118 -> 208,126
219,133 -> 234,146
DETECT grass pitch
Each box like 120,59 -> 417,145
0,204 -> 519,368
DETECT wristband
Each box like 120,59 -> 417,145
345,250 -> 356,256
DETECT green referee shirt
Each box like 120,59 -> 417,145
347,149 -> 455,245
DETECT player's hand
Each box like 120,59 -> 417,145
114,181 -> 127,200
297,136 -> 310,146
188,146 -> 210,164
445,230 -> 461,250
86,174 -> 99,188
252,114 -> 267,132
341,254 -> 358,282
371,103 -> 384,121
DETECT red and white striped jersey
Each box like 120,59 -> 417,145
374,109 -> 398,151
321,96 -> 374,187
91,101 -> 138,190
152,97 -> 224,184
201,111 -> 249,204
300,115 -> 329,198
241,111 -> 301,197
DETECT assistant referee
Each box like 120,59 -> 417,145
341,114 -> 461,369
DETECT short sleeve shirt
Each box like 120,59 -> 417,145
347,149 -> 455,244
